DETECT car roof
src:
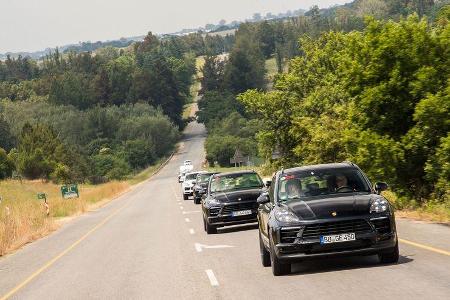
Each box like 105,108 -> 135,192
213,170 -> 258,176
283,162 -> 357,173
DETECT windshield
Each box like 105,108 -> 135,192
278,168 -> 370,202
210,173 -> 263,193
197,173 -> 213,183
185,173 -> 198,180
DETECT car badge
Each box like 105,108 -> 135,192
331,211 -> 337,217
238,198 -> 242,201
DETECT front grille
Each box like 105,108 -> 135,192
280,227 -> 303,243
302,219 -> 372,239
221,202 -> 258,215
371,217 -> 391,234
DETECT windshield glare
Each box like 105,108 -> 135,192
197,174 -> 212,183
210,173 -> 262,193
278,168 -> 370,202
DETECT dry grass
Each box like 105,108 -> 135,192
0,180 -> 130,256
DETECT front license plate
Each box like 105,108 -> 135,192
320,233 -> 355,244
232,210 -> 252,217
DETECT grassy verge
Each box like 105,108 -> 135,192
0,155 -> 171,256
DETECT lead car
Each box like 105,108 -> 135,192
257,162 -> 399,276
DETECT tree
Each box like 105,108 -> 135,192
0,147 -> 14,179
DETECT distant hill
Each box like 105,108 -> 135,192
0,7 -> 306,60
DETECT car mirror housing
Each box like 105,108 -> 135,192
374,182 -> 388,194
257,193 -> 270,204
265,180 -> 272,188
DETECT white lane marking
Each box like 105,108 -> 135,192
185,218 -> 191,223
180,206 -> 184,210
195,243 -> 234,252
189,228 -> 195,235
182,211 -> 200,214
205,269 -> 219,286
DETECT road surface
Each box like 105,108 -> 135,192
0,118 -> 449,299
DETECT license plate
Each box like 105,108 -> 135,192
232,210 -> 252,217
320,233 -> 355,244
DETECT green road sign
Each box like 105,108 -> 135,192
37,193 -> 47,200
61,184 -> 79,199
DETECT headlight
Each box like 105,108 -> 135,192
370,198 -> 389,213
274,207 -> 300,223
207,198 -> 221,206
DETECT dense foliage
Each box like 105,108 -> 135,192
239,15 -> 449,202
0,32 -> 203,183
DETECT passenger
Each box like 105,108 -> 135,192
335,174 -> 348,189
286,179 -> 304,199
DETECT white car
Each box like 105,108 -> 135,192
178,160 -> 194,183
182,171 -> 205,200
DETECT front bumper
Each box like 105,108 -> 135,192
272,215 -> 397,262
206,202 -> 259,227
183,187 -> 193,195
207,214 -> 258,227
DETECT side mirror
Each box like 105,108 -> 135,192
264,180 -> 272,188
257,193 -> 270,205
374,182 -> 388,194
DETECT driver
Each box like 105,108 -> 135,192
335,174 -> 352,192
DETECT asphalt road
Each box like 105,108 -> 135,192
0,117 -> 449,300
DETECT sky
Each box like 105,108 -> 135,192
0,0 -> 349,53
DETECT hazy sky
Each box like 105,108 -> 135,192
0,0 -> 349,53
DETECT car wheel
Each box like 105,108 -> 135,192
269,233 -> 290,276
183,194 -> 189,200
205,219 -> 217,234
379,240 -> 399,264
259,231 -> 271,267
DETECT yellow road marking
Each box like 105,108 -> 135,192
0,201 -> 131,300
399,238 -> 450,256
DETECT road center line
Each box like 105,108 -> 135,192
205,269 -> 219,286
180,206 -> 184,210
185,218 -> 191,223
0,200 -> 131,300
399,238 -> 450,256
189,228 -> 195,235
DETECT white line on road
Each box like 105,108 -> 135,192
195,243 -> 235,252
180,206 -> 184,210
185,218 -> 191,223
189,228 -> 195,235
205,269 -> 219,286
182,211 -> 200,214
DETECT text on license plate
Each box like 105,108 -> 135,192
320,233 -> 355,244
232,210 -> 252,216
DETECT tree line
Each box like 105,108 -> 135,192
0,31 -> 233,183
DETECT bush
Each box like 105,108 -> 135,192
0,148 -> 14,179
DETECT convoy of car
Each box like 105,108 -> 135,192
178,160 -> 398,276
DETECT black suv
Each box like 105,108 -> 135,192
202,170 -> 264,234
257,162 -> 398,276
193,172 -> 216,204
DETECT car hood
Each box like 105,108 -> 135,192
285,194 -> 381,220
212,188 -> 262,203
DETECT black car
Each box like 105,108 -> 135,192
257,162 -> 398,276
193,172 -> 216,204
202,170 -> 264,234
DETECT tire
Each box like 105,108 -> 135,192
205,218 -> 217,234
379,241 -> 399,264
269,233 -> 290,276
259,231 -> 271,267
183,193 -> 189,200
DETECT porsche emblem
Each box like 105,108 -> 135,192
331,211 -> 337,217
238,198 -> 242,201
